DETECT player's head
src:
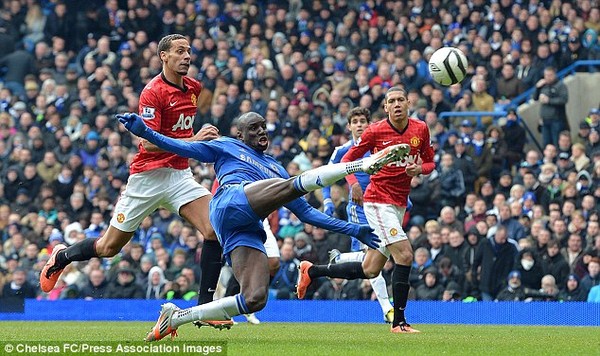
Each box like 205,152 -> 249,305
158,34 -> 191,76
347,107 -> 370,140
383,86 -> 409,122
237,112 -> 269,152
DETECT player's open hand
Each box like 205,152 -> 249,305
193,124 -> 219,141
116,113 -> 149,137
355,224 -> 380,249
350,183 -> 364,206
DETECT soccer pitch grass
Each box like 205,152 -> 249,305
0,321 -> 598,355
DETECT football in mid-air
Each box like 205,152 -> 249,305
428,47 -> 468,86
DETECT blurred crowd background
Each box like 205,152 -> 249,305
0,0 -> 600,309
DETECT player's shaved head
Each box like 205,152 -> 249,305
237,112 -> 264,132
157,34 -> 187,57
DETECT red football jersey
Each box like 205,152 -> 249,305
130,73 -> 202,174
342,118 -> 435,207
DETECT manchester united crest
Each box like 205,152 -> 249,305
410,137 -> 421,147
191,93 -> 197,106
116,213 -> 125,223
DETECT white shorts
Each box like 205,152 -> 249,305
111,168 -> 211,232
262,218 -> 280,258
363,202 -> 408,258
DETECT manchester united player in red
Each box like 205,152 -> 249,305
297,87 -> 435,333
40,34 -> 221,301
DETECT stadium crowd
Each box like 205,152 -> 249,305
1,0 -> 600,310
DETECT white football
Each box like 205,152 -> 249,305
428,47 -> 469,86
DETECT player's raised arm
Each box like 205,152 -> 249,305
117,113 -> 219,163
284,197 -> 380,249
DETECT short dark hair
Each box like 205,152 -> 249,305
384,86 -> 407,101
347,107 -> 370,125
157,34 -> 187,57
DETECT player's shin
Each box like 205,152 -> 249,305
198,239 -> 223,305
392,264 -> 411,327
369,272 -> 393,313
308,262 -> 367,280
172,294 -> 249,328
55,238 -> 99,267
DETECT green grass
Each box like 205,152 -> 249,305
0,322 -> 598,356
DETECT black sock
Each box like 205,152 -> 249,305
308,262 -> 367,280
392,264 -> 411,327
197,239 -> 223,305
55,238 -> 99,268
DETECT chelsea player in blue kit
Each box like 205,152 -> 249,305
322,107 -> 412,324
117,111 -> 410,341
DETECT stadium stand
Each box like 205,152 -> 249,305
0,0 -> 599,307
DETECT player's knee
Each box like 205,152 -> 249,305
204,229 -> 218,241
243,287 -> 268,312
362,266 -> 380,279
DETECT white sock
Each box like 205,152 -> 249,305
293,162 -> 363,192
337,251 -> 365,263
171,294 -> 248,328
370,272 -> 393,313
214,265 -> 233,300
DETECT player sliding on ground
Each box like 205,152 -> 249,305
117,111 -> 411,341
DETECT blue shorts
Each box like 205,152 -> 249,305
346,202 -> 368,252
210,183 -> 267,265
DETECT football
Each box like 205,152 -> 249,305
428,47 -> 469,86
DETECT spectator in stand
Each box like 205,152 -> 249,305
104,267 -> 143,299
580,257 -> 600,296
270,243 -> 300,300
415,268 -> 444,301
514,249 -> 545,290
496,271 -> 525,301
438,153 -> 466,209
80,269 -> 107,300
534,67 -> 569,147
472,225 -> 518,301
558,273 -> 588,302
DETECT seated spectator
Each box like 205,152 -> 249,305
313,277 -> 362,300
442,281 -> 463,302
165,248 -> 187,281
145,266 -> 166,300
104,267 -> 143,299
558,274 -> 588,302
0,268 -> 36,312
410,247 -> 433,287
514,249 -> 544,290
270,243 -> 300,300
496,271 -> 526,301
580,257 -> 600,295
165,274 -> 197,301
293,231 -> 317,263
80,269 -> 108,300
415,268 -> 444,301
543,240 -> 570,287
